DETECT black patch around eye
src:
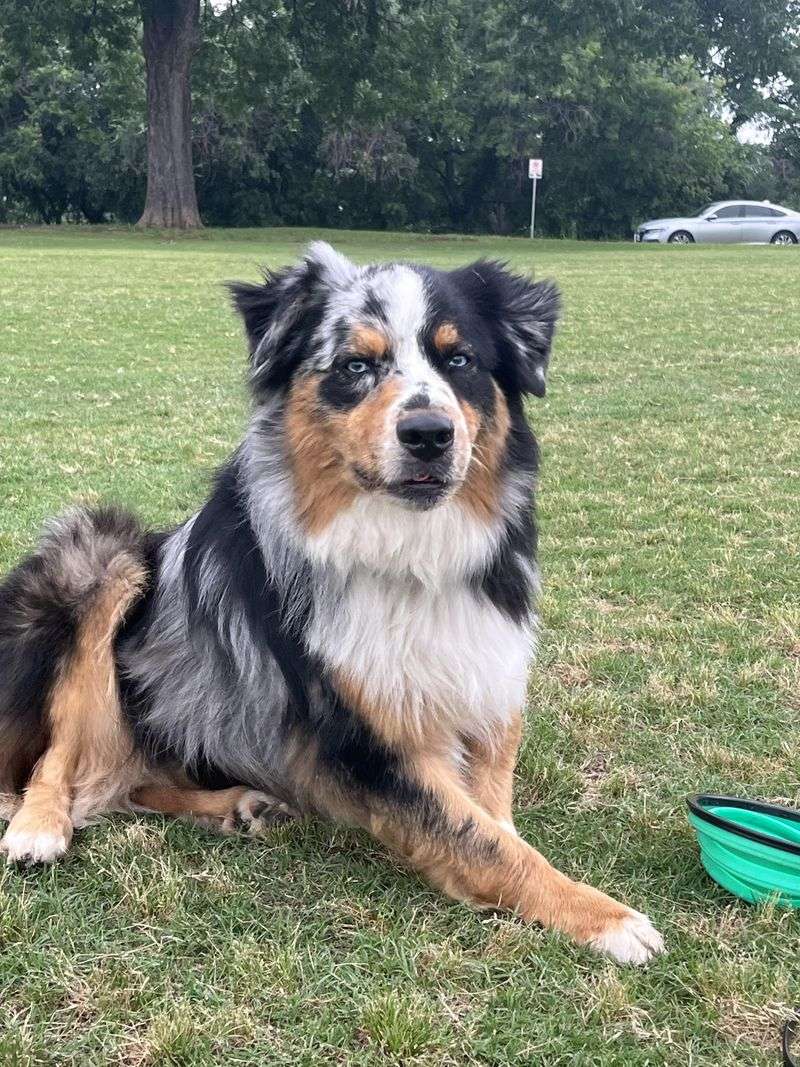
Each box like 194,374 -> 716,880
420,307 -> 497,418
439,354 -> 496,416
318,362 -> 378,411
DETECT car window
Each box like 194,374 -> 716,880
693,203 -> 722,216
713,205 -> 743,219
742,206 -> 785,218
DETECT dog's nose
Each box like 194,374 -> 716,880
396,412 -> 454,461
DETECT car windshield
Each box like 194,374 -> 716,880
692,203 -> 723,217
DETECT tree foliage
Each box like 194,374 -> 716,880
0,0 -> 797,234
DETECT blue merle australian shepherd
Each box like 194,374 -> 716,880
0,243 -> 663,964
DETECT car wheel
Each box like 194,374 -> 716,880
668,230 -> 694,244
770,230 -> 798,245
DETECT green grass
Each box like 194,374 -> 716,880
1,226 -> 799,1066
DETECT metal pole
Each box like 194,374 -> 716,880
529,176 -> 537,238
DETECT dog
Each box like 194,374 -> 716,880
0,242 -> 663,964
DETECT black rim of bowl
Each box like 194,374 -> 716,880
686,794 -> 800,858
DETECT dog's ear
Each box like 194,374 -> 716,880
228,242 -> 357,395
450,260 -> 560,398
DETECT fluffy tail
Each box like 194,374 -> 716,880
0,506 -> 148,795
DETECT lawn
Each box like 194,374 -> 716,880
0,226 -> 798,1066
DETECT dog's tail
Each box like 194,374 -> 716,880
0,506 -> 148,796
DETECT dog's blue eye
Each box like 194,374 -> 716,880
448,354 -> 470,369
346,360 -> 370,375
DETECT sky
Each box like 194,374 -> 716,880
737,119 -> 774,145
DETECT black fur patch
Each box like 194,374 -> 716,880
0,555 -> 75,790
312,676 -> 424,804
183,461 -> 309,710
413,267 -> 499,418
475,398 -> 540,623
362,286 -> 389,325
228,259 -> 329,398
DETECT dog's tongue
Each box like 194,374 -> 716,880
412,473 -> 433,483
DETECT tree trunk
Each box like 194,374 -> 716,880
137,0 -> 202,229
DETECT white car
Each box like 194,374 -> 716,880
634,200 -> 800,245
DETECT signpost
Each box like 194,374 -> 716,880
528,158 -> 542,238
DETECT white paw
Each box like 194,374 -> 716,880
1,827 -> 70,864
589,910 -> 665,965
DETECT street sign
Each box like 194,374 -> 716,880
528,159 -> 542,237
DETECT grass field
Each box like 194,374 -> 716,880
0,226 -> 798,1066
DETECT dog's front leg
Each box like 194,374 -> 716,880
462,713 -> 522,833
1,743 -> 75,863
366,758 -> 664,965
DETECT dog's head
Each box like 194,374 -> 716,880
230,242 -> 559,526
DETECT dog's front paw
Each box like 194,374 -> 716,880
221,790 -> 299,836
588,908 -> 665,965
1,810 -> 72,865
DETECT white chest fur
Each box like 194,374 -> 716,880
306,568 -> 534,746
301,494 -> 504,585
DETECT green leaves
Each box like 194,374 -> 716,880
0,0 -> 797,231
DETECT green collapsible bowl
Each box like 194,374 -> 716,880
686,794 -> 800,908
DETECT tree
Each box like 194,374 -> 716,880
0,2 -> 145,224
0,54 -> 144,224
1,0 -> 798,232
536,59 -> 756,238
137,0 -> 202,228
0,0 -> 203,228
690,0 -> 800,129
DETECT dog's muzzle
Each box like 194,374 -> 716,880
389,409 -> 455,508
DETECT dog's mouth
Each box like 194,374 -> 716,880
387,471 -> 453,507
353,466 -> 453,507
